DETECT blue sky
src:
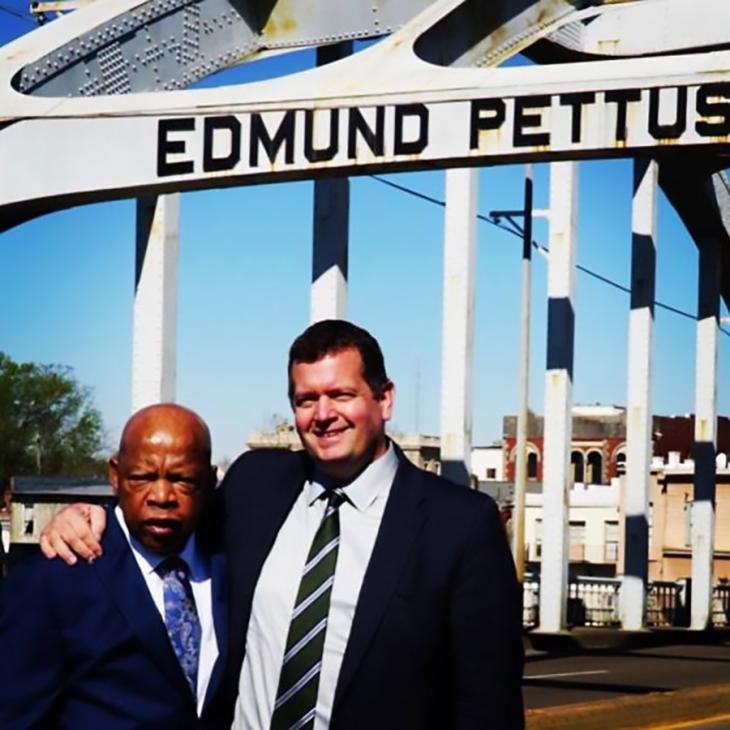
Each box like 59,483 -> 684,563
2,7 -> 728,462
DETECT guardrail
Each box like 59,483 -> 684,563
647,580 -> 684,627
523,579 -> 540,628
567,577 -> 621,627
522,577 -> 729,629
713,583 -> 730,627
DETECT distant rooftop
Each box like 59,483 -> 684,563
572,404 -> 625,417
11,476 -> 112,498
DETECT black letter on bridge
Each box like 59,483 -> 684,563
158,118 -> 195,177
513,95 -> 551,147
203,116 -> 241,172
696,83 -> 730,137
605,89 -> 641,143
648,87 -> 687,140
250,111 -> 296,167
394,104 -> 429,156
470,99 -> 506,149
559,92 -> 596,144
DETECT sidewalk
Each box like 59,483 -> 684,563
526,682 -> 730,729
524,626 -> 730,654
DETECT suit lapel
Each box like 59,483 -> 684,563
203,549 -> 228,709
226,455 -> 307,680
92,509 -> 194,704
333,454 -> 427,709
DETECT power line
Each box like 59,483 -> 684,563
369,174 -> 730,339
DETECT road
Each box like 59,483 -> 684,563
524,641 -> 730,710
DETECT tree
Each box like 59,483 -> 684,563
0,353 -> 106,487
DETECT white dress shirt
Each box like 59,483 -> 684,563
233,443 -> 399,730
114,506 -> 219,715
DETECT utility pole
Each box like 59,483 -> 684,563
490,165 -> 548,583
512,164 -> 533,584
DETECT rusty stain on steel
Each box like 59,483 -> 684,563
597,39 -> 620,54
484,19 -> 510,57
534,0 -> 576,32
263,0 -> 298,39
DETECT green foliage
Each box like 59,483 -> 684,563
0,352 -> 106,486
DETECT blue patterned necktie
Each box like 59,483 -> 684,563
157,556 -> 201,697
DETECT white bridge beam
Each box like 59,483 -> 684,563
132,194 -> 179,411
440,167 -> 477,486
539,161 -> 577,633
4,15 -> 730,230
621,158 -> 658,631
691,237 -> 720,630
310,42 -> 352,323
311,178 -> 349,322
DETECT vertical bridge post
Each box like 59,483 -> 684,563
513,164 -> 534,583
539,161 -> 578,633
691,236 -> 720,630
440,168 -> 478,486
310,42 -> 352,323
622,158 -> 658,630
132,194 -> 179,411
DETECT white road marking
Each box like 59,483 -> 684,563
524,669 -> 610,680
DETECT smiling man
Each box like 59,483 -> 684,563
0,404 -> 227,729
288,334 -> 393,482
212,320 -> 525,730
39,320 -> 524,729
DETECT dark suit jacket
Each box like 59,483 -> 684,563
206,446 -> 524,729
0,507 -> 228,730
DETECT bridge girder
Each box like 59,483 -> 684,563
1,0 -> 729,310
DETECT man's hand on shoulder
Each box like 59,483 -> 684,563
39,503 -> 106,565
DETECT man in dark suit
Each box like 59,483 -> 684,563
0,403 -> 227,729
41,321 -> 524,729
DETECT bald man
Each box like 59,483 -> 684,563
0,404 -> 227,730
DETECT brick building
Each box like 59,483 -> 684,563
503,406 -> 730,486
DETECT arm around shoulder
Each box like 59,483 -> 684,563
39,502 -> 106,564
448,495 -> 525,729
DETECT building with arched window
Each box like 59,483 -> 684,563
503,406 -> 730,487
571,451 -> 585,483
504,405 -> 627,485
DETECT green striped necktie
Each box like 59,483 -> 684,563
270,487 -> 347,730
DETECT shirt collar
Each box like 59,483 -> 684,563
114,504 -> 207,580
306,441 -> 398,512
